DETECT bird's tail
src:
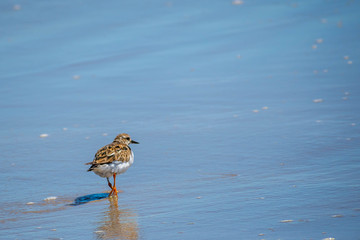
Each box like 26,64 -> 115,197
87,164 -> 97,172
85,162 -> 95,172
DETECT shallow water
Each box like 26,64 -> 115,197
1,0 -> 360,239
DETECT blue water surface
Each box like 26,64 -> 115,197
1,0 -> 360,239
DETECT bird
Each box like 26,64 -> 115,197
86,133 -> 139,196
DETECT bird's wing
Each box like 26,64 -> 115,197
87,143 -> 131,166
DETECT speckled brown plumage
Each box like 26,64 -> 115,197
86,133 -> 138,171
86,143 -> 132,171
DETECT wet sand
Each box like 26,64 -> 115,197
1,0 -> 360,239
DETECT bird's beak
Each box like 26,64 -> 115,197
131,140 -> 139,144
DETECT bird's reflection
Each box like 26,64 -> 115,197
95,196 -> 138,240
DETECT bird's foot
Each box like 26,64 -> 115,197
108,187 -> 123,197
108,187 -> 119,197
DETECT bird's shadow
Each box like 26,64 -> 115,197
69,193 -> 109,206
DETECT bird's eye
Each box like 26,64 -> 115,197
126,137 -> 130,140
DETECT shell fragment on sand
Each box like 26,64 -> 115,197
232,0 -> 244,5
13,4 -> 21,10
43,196 -> 57,201
313,98 -> 323,103
280,219 -> 294,223
316,38 -> 323,44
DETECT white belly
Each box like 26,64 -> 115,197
93,151 -> 134,178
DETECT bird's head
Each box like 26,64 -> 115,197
113,133 -> 139,145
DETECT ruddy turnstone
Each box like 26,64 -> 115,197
86,133 -> 139,196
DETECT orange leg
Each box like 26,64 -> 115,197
112,173 -> 118,195
108,173 -> 118,197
